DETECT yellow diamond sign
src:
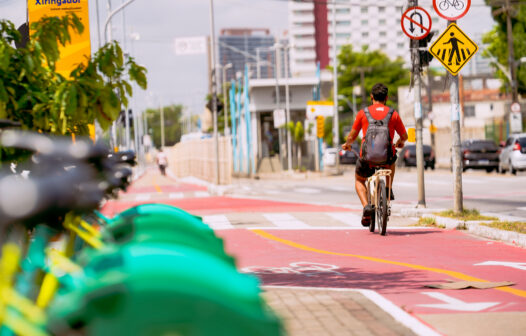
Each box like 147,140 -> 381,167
429,23 -> 478,76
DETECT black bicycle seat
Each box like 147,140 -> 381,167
0,130 -> 109,163
0,120 -> 21,129
0,163 -> 104,230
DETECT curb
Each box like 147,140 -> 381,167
420,213 -> 526,248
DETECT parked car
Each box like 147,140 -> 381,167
398,144 -> 435,170
499,133 -> 526,174
339,143 -> 360,164
460,139 -> 500,172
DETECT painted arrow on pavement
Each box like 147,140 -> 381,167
475,261 -> 526,271
417,292 -> 499,312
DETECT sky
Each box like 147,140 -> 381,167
1,0 -> 494,118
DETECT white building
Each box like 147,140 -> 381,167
288,1 -> 446,75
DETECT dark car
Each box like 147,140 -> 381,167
460,140 -> 500,172
399,144 -> 435,170
339,143 -> 360,164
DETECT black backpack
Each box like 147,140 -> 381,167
361,107 -> 394,165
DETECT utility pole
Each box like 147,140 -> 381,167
449,20 -> 463,213
410,0 -> 426,208
222,63 -> 232,136
284,44 -> 293,172
160,97 -> 165,148
505,0 -> 519,105
209,0 -> 220,185
332,2 -> 340,172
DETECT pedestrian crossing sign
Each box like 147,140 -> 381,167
429,23 -> 478,76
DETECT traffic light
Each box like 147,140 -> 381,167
316,116 -> 325,139
419,31 -> 436,70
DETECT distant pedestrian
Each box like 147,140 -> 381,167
156,148 -> 168,176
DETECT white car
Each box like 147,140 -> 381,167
498,133 -> 526,174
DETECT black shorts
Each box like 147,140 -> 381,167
355,154 -> 398,179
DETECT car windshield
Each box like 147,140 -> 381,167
466,141 -> 498,151
519,137 -> 526,147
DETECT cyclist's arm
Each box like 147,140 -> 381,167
393,111 -> 408,148
345,129 -> 359,146
343,111 -> 363,149
395,132 -> 408,148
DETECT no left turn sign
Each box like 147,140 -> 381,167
433,0 -> 471,21
401,7 -> 432,40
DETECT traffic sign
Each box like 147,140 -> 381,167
175,36 -> 207,55
429,23 -> 478,76
273,109 -> 286,128
306,101 -> 334,120
511,102 -> 521,113
433,0 -> 471,21
429,124 -> 437,134
407,128 -> 416,143
401,7 -> 432,40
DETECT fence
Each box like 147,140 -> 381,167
168,137 -> 233,185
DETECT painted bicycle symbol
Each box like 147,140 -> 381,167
439,0 -> 465,11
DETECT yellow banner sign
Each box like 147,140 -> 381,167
28,0 -> 91,76
429,23 -> 478,76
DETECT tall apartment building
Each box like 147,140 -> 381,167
288,1 -> 445,75
218,28 -> 276,82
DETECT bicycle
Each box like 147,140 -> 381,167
439,0 -> 465,11
366,167 -> 392,236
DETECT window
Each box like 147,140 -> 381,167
336,21 -> 351,26
336,8 -> 350,14
379,19 -> 386,25
361,7 -> 368,13
397,31 -> 404,37
336,33 -> 351,39
362,32 -> 369,38
379,6 -> 386,13
380,31 -> 387,37
464,106 -> 476,118
361,19 -> 368,25
380,43 -> 387,49
397,42 -> 404,49
396,19 -> 401,25
396,6 -> 403,12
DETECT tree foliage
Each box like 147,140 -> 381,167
146,104 -> 183,148
336,45 -> 410,114
0,15 -> 147,136
482,3 -> 526,94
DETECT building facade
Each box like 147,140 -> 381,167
288,1 -> 445,75
218,28 -> 276,82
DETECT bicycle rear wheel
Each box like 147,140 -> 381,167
378,180 -> 388,236
367,182 -> 375,233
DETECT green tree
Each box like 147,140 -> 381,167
146,104 -> 183,148
336,45 -> 410,114
482,3 -> 526,95
0,15 -> 147,136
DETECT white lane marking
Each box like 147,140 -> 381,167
263,286 -> 441,336
394,182 -> 417,188
326,212 -> 362,227
426,180 -> 450,185
263,214 -> 309,228
246,226 -> 434,231
169,193 -> 184,199
462,178 -> 485,184
202,215 -> 234,230
517,207 -> 526,211
327,186 -> 350,192
135,194 -> 151,202
264,190 -> 282,195
475,261 -> 526,271
194,191 -> 210,198
418,292 -> 499,312
294,187 -> 321,194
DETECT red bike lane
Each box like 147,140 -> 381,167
218,228 -> 526,316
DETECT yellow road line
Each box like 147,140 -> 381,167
251,229 -> 526,299
152,175 -> 163,193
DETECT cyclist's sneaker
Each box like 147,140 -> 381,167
362,205 -> 374,227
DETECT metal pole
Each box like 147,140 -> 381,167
332,2 -> 340,171
449,20 -> 463,213
209,0 -> 220,185
95,0 -> 102,48
223,65 -> 231,136
104,0 -> 136,44
360,69 -> 367,108
414,36 -> 426,207
256,48 -> 261,79
284,45 -> 293,171
160,97 -> 165,148
274,47 -> 283,169
121,0 -> 127,51
427,71 -> 436,153
505,0 -> 519,104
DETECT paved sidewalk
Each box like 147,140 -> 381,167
263,288 -> 420,336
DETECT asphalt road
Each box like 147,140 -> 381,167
227,167 -> 526,219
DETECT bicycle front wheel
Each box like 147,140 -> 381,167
378,180 -> 388,236
438,0 -> 449,11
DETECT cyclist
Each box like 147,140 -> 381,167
342,83 -> 408,227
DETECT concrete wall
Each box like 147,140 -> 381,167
168,137 -> 233,185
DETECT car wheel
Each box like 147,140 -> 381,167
431,164 -> 435,170
511,164 -> 517,175
486,168 -> 494,173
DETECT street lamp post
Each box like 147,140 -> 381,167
209,0 -> 220,185
332,2 -> 340,172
